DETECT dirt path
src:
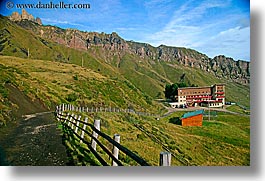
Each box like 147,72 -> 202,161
0,112 -> 69,166
0,84 -> 69,166
160,105 -> 249,118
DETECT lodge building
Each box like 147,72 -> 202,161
169,84 -> 225,108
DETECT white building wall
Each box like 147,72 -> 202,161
177,95 -> 186,104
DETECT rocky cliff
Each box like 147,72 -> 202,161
7,10 -> 250,84
9,9 -> 42,25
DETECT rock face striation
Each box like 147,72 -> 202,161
9,9 -> 42,25
7,10 -> 250,84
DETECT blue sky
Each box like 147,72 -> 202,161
0,0 -> 250,61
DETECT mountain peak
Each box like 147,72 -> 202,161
9,9 -> 42,25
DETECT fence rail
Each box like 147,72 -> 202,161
57,104 -> 158,117
55,104 -> 171,166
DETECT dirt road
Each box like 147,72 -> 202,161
161,105 -> 249,118
0,112 -> 69,166
0,84 -> 69,166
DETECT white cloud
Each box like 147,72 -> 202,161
145,25 -> 201,47
196,26 -> 250,60
142,0 -> 250,60
41,18 -> 89,28
165,0 -> 227,28
144,0 -> 228,47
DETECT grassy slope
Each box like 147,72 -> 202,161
77,110 -> 249,166
0,56 -> 162,118
0,56 -> 250,166
0,15 -> 250,108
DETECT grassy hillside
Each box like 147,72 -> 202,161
0,15 -> 250,109
62,109 -> 249,166
0,56 -> 163,124
0,56 -> 250,166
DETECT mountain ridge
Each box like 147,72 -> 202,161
4,10 -> 250,85
0,11 -> 250,108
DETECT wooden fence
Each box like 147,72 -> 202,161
55,104 -> 171,166
57,104 -> 158,117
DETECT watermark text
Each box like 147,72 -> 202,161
6,1 -> 90,10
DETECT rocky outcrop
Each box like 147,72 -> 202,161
17,22 -> 126,52
9,9 -> 42,25
126,42 -> 250,84
35,17 -> 42,25
8,11 -> 21,21
210,55 -> 250,84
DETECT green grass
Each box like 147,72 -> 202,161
0,64 -> 22,125
38,92 -> 253,166
0,15 -> 250,107
0,55 -> 163,124
226,105 -> 250,115
0,56 -> 250,166
61,110 -> 249,166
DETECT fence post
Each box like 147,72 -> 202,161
75,115 -> 81,134
80,117 -> 88,143
72,115 -> 77,130
60,110 -> 64,121
91,119 -> 100,151
56,110 -> 60,121
68,113 -> 74,127
64,113 -> 70,124
112,134 -> 120,166
159,152 -> 171,166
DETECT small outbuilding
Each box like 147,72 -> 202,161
181,109 -> 204,126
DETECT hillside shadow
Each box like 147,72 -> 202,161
0,145 -> 10,166
169,117 -> 181,125
6,84 -> 48,117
